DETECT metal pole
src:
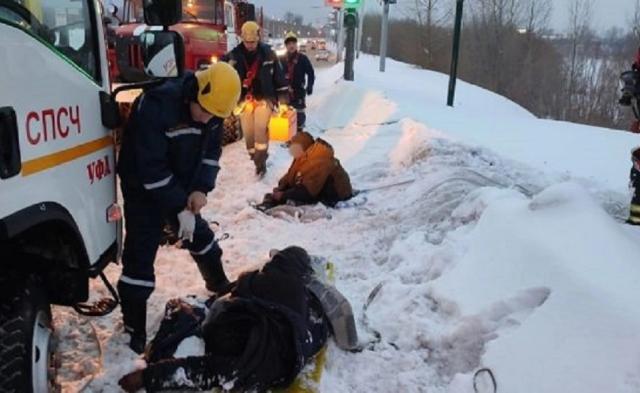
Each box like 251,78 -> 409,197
344,11 -> 356,81
447,0 -> 464,107
379,0 -> 389,72
356,0 -> 366,58
336,8 -> 345,63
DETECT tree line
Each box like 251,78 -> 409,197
360,0 -> 639,130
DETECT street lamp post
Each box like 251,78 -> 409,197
379,0 -> 389,72
447,0 -> 464,107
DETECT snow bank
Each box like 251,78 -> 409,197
308,56 -> 639,194
436,182 -> 640,393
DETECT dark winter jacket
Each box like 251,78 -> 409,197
222,42 -> 289,103
280,51 -> 315,107
117,73 -> 223,215
141,247 -> 330,392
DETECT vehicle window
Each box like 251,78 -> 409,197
183,0 -> 223,24
0,0 -> 100,81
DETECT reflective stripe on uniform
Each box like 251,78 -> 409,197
191,239 -> 215,256
629,215 -> 640,224
255,143 -> 268,151
119,275 -> 155,288
202,159 -> 220,167
144,175 -> 173,190
165,128 -> 202,138
248,148 -> 256,154
630,204 -> 640,214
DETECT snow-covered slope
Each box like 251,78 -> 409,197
56,56 -> 640,393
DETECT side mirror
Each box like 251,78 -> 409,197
140,30 -> 184,78
143,0 -> 182,26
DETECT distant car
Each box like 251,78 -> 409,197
300,44 -> 308,53
315,49 -> 330,62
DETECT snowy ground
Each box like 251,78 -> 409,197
56,56 -> 640,392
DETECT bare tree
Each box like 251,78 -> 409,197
630,0 -> 640,35
403,0 -> 451,67
564,0 -> 594,121
522,0 -> 551,34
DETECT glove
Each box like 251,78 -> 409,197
272,190 -> 285,202
118,370 -> 145,393
177,210 -> 196,242
306,86 -> 313,96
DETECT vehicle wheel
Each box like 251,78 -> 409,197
0,284 -> 59,393
222,114 -> 243,146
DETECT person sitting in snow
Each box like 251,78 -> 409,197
118,246 -> 358,393
257,131 -> 354,211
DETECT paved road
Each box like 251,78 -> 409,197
303,47 -> 336,69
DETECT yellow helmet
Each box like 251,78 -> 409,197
284,31 -> 298,44
241,21 -> 260,42
195,62 -> 241,118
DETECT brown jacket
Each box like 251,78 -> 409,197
278,139 -> 352,200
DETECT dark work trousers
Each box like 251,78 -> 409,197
290,92 -> 307,131
630,165 -> 640,225
117,190 -> 227,338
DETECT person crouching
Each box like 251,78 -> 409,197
259,132 -> 353,211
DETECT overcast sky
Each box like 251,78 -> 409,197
252,0 -> 637,34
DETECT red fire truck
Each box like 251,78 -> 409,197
107,0 -> 259,81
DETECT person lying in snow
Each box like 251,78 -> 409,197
257,132 -> 353,211
118,246 -> 358,392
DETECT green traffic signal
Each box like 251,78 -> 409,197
343,0 -> 362,8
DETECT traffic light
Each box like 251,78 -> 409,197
343,0 -> 362,8
325,0 -> 343,8
344,9 -> 358,28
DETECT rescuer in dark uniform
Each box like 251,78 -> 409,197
116,62 -> 241,353
280,31 -> 315,131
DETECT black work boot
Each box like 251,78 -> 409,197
197,261 -> 231,294
118,281 -> 150,354
194,246 -> 230,294
121,300 -> 148,354
254,150 -> 268,177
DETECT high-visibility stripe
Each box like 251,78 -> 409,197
202,159 -> 220,167
191,239 -> 215,256
144,175 -> 173,190
629,215 -> 640,224
630,204 -> 640,214
119,275 -> 155,288
255,143 -> 268,150
21,136 -> 113,177
166,128 -> 202,138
